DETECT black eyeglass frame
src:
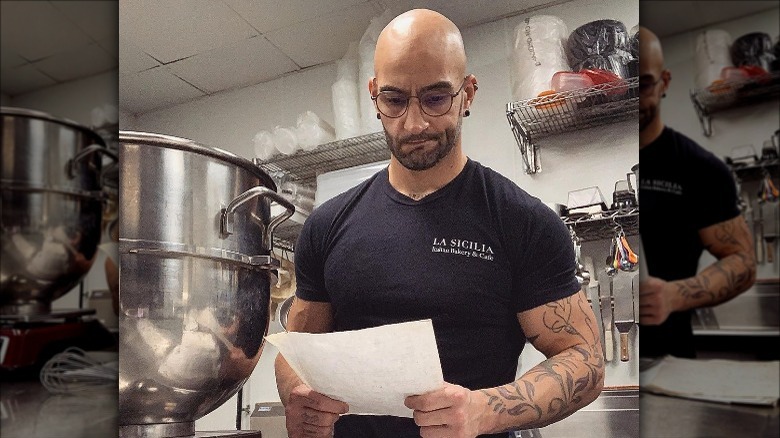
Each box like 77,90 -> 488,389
371,77 -> 469,118
638,76 -> 664,96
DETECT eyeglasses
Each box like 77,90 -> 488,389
372,78 -> 467,118
638,76 -> 663,96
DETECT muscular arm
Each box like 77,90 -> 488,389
472,290 -> 605,433
274,297 -> 334,405
671,215 -> 756,311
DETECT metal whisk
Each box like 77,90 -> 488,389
40,347 -> 118,393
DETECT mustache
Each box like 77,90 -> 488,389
399,133 -> 440,144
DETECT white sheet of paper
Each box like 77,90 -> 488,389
640,356 -> 780,406
266,319 -> 444,417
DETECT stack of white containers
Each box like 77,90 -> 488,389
694,30 -> 734,90
253,111 -> 335,160
354,10 -> 393,136
511,15 -> 570,102
331,42 -> 362,140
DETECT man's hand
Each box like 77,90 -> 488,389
405,382 -> 482,438
285,383 -> 349,438
639,275 -> 679,325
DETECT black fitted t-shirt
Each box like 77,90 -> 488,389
639,126 -> 740,358
295,158 -> 580,437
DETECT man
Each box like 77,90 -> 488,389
275,10 -> 604,438
638,26 -> 756,358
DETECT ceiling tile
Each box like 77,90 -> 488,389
119,0 -> 259,64
118,38 -> 160,75
98,37 -> 119,60
34,42 -> 117,82
0,1 -> 92,61
641,1 -> 779,38
265,2 -> 380,68
224,0 -> 372,33
167,36 -> 299,94
50,0 -> 119,42
639,2 -> 697,38
0,64 -> 57,96
377,0 -> 555,28
385,0 -> 509,28
1,49 -> 27,70
119,66 -> 206,114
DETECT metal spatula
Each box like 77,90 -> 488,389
612,270 -> 637,362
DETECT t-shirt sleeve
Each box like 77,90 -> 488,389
691,151 -> 741,230
510,202 -> 581,313
293,210 -> 330,302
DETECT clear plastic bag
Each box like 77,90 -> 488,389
566,19 -> 631,66
730,32 -> 776,73
695,29 -> 733,89
510,15 -> 569,101
295,111 -> 335,151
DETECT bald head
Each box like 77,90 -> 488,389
374,9 -> 466,81
639,26 -> 664,76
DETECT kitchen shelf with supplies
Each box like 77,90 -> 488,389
256,131 -> 390,252
562,207 -> 639,242
690,72 -> 780,137
272,220 -> 303,253
255,131 -> 389,186
506,77 -> 639,174
729,159 -> 780,182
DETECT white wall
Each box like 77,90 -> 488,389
125,0 -> 639,430
119,108 -> 139,130
657,9 -> 780,279
12,70 -> 118,128
9,70 -> 120,310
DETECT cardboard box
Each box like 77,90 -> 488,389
249,402 -> 286,438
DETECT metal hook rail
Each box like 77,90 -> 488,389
561,207 -> 639,242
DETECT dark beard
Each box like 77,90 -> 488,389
639,105 -> 654,133
383,118 -> 461,171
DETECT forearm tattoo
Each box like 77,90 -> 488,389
679,220 -> 756,306
480,295 -> 604,429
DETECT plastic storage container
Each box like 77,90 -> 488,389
551,71 -> 595,92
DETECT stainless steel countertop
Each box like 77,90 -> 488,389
693,280 -> 780,336
640,392 -> 780,438
0,380 -> 117,438
515,388 -> 639,438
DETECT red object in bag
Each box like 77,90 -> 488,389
579,69 -> 627,96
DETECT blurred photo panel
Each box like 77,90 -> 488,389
638,1 -> 779,437
1,1 -> 119,437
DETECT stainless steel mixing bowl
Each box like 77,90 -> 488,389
1,107 -> 115,316
117,131 -> 294,438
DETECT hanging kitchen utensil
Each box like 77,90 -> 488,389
597,277 -> 613,362
571,227 -> 590,285
606,220 -> 638,273
612,270 -> 637,362
605,234 -> 618,276
757,169 -> 779,203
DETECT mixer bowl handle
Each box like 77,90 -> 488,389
220,186 -> 295,252
67,144 -> 119,178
